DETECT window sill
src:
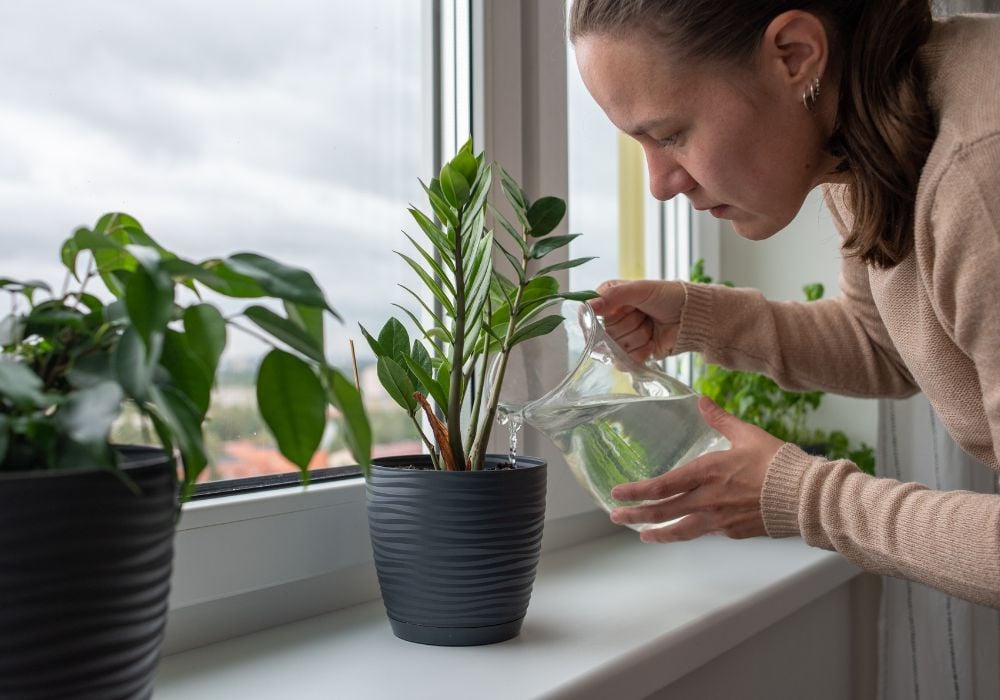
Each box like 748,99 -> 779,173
155,532 -> 860,699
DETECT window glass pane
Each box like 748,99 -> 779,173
0,1 -> 433,482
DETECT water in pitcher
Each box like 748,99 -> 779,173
492,299 -> 730,531
520,394 -> 727,514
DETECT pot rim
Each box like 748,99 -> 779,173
370,453 -> 545,473
0,444 -> 170,481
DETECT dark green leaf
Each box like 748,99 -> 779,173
152,383 -> 207,488
0,360 -> 54,408
226,253 -> 336,314
124,265 -> 174,348
377,318 -> 411,366
401,232 -> 455,295
54,381 -> 123,446
396,253 -> 455,316
510,314 -> 565,346
244,305 -> 325,363
284,301 -> 324,352
377,356 -> 417,415
408,208 -> 456,270
161,330 -> 212,417
68,351 -> 114,389
184,304 -> 227,378
450,145 -> 479,184
403,354 -> 447,413
114,326 -> 159,401
325,367 -> 371,478
359,324 -> 385,358
537,256 -> 598,276
526,196 -> 566,238
256,349 -> 326,472
529,233 -> 581,259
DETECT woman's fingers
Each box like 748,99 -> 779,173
610,455 -> 710,502
637,509 -> 764,543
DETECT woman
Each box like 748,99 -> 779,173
571,0 -> 1000,608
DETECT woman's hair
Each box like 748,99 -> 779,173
569,0 -> 937,269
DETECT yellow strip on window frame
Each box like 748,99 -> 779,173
617,131 -> 645,280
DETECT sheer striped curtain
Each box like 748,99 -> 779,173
876,6 -> 1000,699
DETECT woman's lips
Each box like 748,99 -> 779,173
709,205 -> 729,217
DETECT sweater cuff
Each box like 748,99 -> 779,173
673,281 -> 715,354
760,443 -> 816,538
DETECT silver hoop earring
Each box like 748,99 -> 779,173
802,77 -> 821,112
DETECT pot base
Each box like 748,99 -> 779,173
388,616 -> 524,646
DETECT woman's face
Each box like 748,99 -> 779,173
575,33 -> 837,240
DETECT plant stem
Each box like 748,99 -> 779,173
446,209 -> 467,470
470,263 -> 528,470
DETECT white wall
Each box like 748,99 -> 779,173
718,189 -> 879,449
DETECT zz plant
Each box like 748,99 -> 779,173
361,140 -> 596,474
0,213 -> 371,500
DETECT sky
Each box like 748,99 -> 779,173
0,0 -> 620,371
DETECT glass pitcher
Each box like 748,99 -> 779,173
493,299 -> 729,530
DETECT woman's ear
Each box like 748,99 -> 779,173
760,10 -> 829,89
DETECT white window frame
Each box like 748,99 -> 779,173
163,0 -> 617,656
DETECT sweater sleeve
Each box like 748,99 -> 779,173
926,135 -> 1000,466
761,443 -> 1000,608
674,189 -> 919,399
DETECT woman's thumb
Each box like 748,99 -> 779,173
698,396 -> 741,439
590,279 -> 656,317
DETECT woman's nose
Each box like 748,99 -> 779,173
643,147 -> 696,201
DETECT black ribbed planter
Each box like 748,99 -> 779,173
367,454 -> 546,646
0,445 -> 177,700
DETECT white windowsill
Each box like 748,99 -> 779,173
155,531 -> 859,699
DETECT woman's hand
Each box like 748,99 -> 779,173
609,397 -> 785,542
588,279 -> 686,363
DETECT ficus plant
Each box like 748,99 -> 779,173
689,259 -> 875,474
0,213 -> 371,501
361,139 -> 597,474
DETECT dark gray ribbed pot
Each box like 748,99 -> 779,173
0,445 -> 176,700
367,454 -> 546,646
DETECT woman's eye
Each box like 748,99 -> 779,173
656,133 -> 680,148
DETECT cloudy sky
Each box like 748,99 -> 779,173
0,1 -> 620,369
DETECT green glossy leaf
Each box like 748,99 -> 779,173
167,258 -> 269,298
0,360 -> 54,408
359,324 -> 385,358
54,381 -> 123,447
324,367 -> 372,478
244,305 -> 325,364
124,265 -> 174,347
114,326 -> 159,401
183,304 -> 227,378
526,196 -> 566,237
491,206 -> 529,255
225,253 -> 337,315
403,354 -> 447,413
510,313 -> 565,346
152,383 -> 207,488
161,330 -> 212,417
498,165 -> 528,211
377,356 -> 417,415
495,241 -> 525,283
450,146 -> 479,184
61,237 -> 81,281
402,232 -> 455,295
420,179 -> 459,229
68,351 -> 115,389
537,256 -> 598,276
389,303 -> 448,355
256,349 -> 326,472
408,208 -> 456,271
377,318 -> 410,366
284,301 -> 324,352
396,253 -> 455,317
529,233 -> 581,259
439,163 -> 471,208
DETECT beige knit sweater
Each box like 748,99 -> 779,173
673,15 -> 1000,608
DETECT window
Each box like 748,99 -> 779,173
0,1 -> 442,484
